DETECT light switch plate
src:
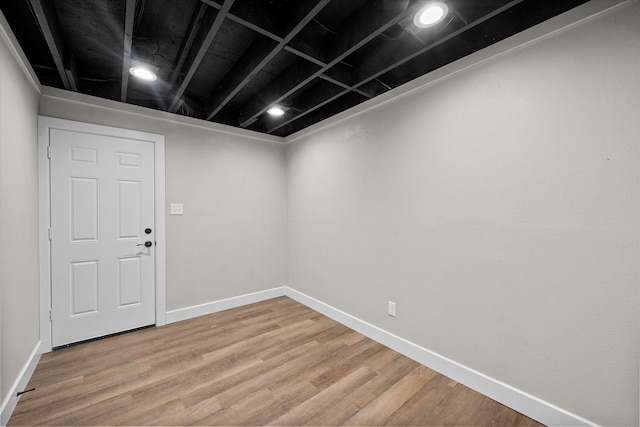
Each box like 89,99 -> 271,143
170,203 -> 183,215
388,301 -> 397,317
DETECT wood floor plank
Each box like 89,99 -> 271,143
384,373 -> 460,425
344,364 -> 438,426
8,296 -> 544,426
239,379 -> 319,425
305,355 -> 419,425
308,338 -> 384,389
267,365 -> 378,426
180,340 -> 324,410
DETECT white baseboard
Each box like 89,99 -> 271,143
1,340 -> 43,426
0,288 -> 596,425
162,286 -> 596,426
283,287 -> 597,427
165,287 -> 287,324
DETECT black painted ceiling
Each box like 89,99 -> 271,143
2,0 -> 588,137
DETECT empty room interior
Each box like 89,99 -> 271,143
0,0 -> 638,425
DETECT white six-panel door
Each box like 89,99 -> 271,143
50,129 -> 156,346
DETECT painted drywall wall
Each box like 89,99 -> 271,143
0,23 -> 40,407
39,91 -> 287,312
286,2 -> 640,425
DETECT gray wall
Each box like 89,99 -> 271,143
286,3 -> 639,425
0,24 -> 40,406
39,92 -> 288,311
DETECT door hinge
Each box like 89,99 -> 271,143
49,309 -> 52,322
47,145 -> 51,159
48,228 -> 52,241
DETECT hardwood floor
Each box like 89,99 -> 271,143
9,297 -> 543,426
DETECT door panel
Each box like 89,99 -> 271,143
50,129 -> 155,346
69,260 -> 99,315
118,180 -> 141,239
69,146 -> 97,164
70,177 -> 98,241
117,256 -> 142,307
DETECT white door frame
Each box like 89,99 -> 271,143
38,116 -> 166,353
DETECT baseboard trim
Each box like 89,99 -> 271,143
165,287 -> 287,324
0,289 -> 595,425
1,340 -> 43,426
162,286 -> 596,426
283,287 -> 597,427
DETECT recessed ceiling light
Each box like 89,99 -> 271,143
129,65 -> 157,81
414,2 -> 449,28
267,106 -> 285,117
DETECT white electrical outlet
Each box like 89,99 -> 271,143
388,301 -> 397,317
170,203 -> 184,215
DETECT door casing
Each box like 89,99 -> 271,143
38,116 -> 166,352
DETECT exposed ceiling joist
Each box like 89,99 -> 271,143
201,0 -> 283,42
354,0 -> 525,91
318,73 -> 373,99
326,0 -> 413,63
120,0 -> 136,102
266,2 -> 522,135
169,3 -> 209,88
284,42 -> 326,66
226,0 -> 285,39
29,0 -> 78,91
202,0 -> 328,67
204,36 -> 279,120
205,0 -> 331,120
237,0 -> 422,128
267,86 -> 351,134
168,0 -> 235,112
3,0 -> 591,137
270,1 -> 526,135
237,60 -> 320,127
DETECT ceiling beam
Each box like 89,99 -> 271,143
169,3 -> 209,88
321,63 -> 375,98
237,0 -> 422,128
284,44 -> 326,67
200,0 -> 333,68
225,0 -> 285,39
204,37 -> 279,119
267,0 -> 525,135
236,60 -> 320,127
319,74 -> 372,99
326,0 -> 408,62
120,0 -> 136,102
204,0 -> 331,120
201,0 -> 283,41
168,0 -> 235,113
29,0 -> 78,91
295,84 -> 346,112
352,0 -> 524,90
266,87 -> 351,135
200,0 -> 222,9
